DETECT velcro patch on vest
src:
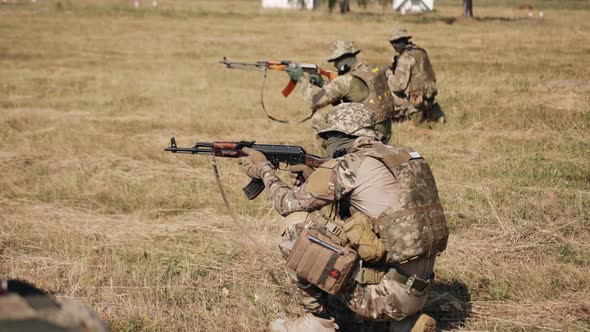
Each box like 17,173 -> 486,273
381,152 -> 412,170
409,151 -> 422,159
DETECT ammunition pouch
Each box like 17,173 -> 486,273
386,267 -> 432,294
354,265 -> 432,295
286,227 -> 358,295
342,213 -> 385,264
354,265 -> 387,285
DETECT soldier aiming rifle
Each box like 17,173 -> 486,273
220,57 -> 338,123
166,103 -> 448,331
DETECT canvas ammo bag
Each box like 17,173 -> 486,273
286,227 -> 358,295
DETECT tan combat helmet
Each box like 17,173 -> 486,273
327,40 -> 361,62
389,27 -> 412,42
318,103 -> 380,139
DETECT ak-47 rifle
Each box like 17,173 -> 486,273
165,137 -> 327,200
220,57 -> 338,97
219,57 -> 339,123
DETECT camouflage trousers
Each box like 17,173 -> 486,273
279,221 -> 431,331
392,98 -> 445,124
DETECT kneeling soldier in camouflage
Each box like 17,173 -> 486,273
239,103 -> 448,331
387,28 -> 445,124
286,40 -> 395,144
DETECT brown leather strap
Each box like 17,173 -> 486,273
211,156 -> 259,247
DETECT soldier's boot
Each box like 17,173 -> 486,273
389,313 -> 436,332
424,103 -> 446,124
411,314 -> 436,332
271,313 -> 339,332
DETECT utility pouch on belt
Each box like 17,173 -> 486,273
354,266 -> 387,285
342,213 -> 385,264
286,227 -> 358,295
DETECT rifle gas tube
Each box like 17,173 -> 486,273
165,137 -> 327,200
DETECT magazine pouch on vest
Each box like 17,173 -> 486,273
286,227 -> 358,295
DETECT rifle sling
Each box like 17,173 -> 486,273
261,69 -> 289,124
211,155 -> 259,247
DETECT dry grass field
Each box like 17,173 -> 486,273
1,0 -> 589,330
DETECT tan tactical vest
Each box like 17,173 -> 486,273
403,46 -> 438,101
350,64 -> 396,123
343,145 -> 448,264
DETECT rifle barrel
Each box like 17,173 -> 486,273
164,146 -> 214,154
220,60 -> 267,71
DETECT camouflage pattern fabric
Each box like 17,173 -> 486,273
387,43 -> 440,122
317,103 -> 379,139
389,27 -> 412,42
300,68 -> 371,115
344,143 -> 448,263
343,272 -> 430,321
300,74 -> 360,112
297,62 -> 393,141
0,280 -> 109,332
260,136 -> 444,325
387,52 -> 416,95
349,64 -> 396,123
327,40 -> 361,62
279,220 -> 434,324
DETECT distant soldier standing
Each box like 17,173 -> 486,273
387,28 -> 445,123
286,40 -> 395,144
240,103 -> 447,332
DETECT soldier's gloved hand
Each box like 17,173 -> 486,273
287,164 -> 315,186
308,74 -> 324,87
286,64 -> 304,82
238,147 -> 270,179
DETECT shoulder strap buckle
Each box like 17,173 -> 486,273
404,276 -> 416,294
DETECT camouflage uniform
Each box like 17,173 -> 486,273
0,279 -> 109,332
297,41 -> 395,143
386,28 -> 444,123
256,105 -> 448,328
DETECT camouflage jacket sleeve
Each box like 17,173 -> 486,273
388,53 -> 415,93
260,165 -> 335,217
301,75 -> 352,111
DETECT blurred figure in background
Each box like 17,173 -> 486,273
0,279 -> 109,332
387,28 -> 446,124
286,40 -> 395,145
